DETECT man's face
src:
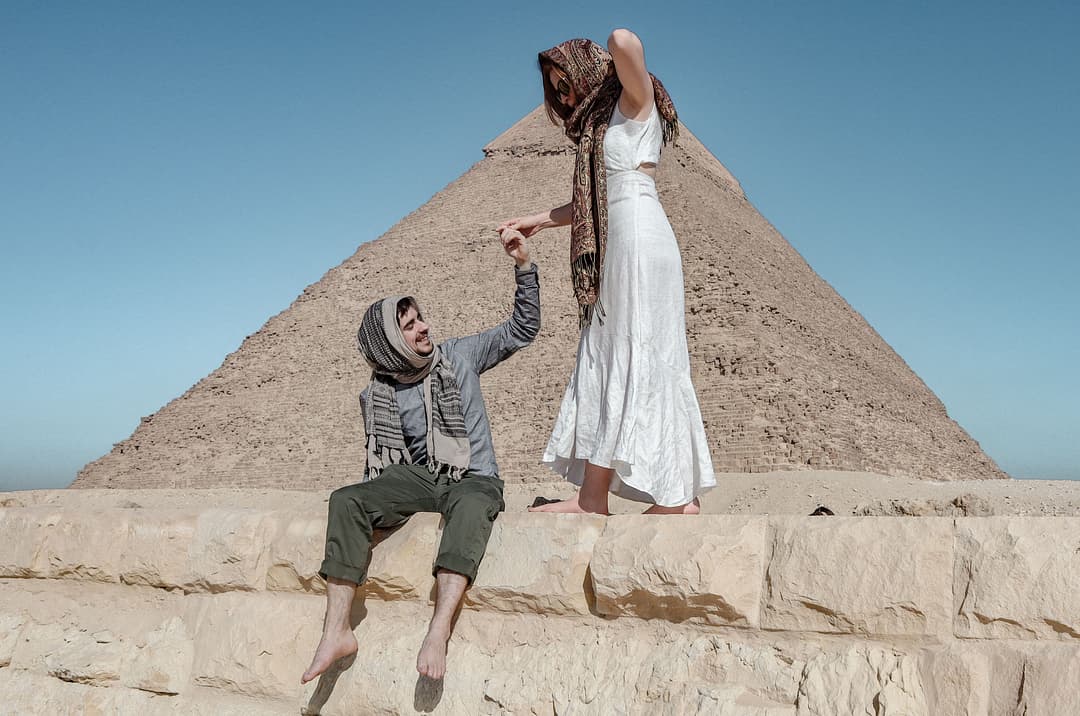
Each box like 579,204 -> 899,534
398,305 -> 432,355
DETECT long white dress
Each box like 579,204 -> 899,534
541,100 -> 717,507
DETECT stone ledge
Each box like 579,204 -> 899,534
3,502 -> 1080,644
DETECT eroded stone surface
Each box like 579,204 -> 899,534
954,517 -> 1080,640
591,515 -> 767,626
763,517 -> 953,636
468,513 -> 606,616
796,647 -> 927,716
122,616 -> 194,695
188,592 -> 321,701
918,644 -> 991,716
0,611 -> 25,667
5,495 -> 1080,714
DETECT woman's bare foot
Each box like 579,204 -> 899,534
643,499 -> 701,515
528,493 -> 610,515
301,629 -> 358,684
416,626 -> 449,680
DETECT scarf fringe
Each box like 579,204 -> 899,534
428,459 -> 468,482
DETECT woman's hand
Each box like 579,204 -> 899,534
497,213 -> 546,238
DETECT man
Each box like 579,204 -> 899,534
302,229 -> 538,684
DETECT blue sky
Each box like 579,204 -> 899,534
1,1 -> 1077,491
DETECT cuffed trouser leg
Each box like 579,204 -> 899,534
320,465 -> 436,584
433,474 -> 505,583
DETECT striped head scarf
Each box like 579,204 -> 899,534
356,296 -> 470,481
539,38 -> 678,327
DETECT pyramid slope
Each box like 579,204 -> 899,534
74,108 -> 1004,489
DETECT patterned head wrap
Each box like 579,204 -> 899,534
539,38 -> 679,326
356,297 -> 470,481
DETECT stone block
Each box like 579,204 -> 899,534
121,616 -> 194,695
590,515 -> 767,626
11,621 -> 128,686
796,647 -> 928,716
0,671 -> 160,715
122,509 -> 276,593
121,511 -> 199,589
467,513 -> 606,616
38,510 -> 133,583
0,508 -> 58,577
0,611 -> 26,667
267,514 -> 327,593
361,513 -> 442,600
954,517 -> 1080,640
763,517 -> 953,636
917,644 -> 991,716
1013,644 -> 1080,715
188,592 -> 321,700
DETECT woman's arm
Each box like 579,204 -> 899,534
497,201 -> 572,237
608,28 -> 654,120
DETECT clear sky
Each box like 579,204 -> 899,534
2,1 -> 1077,491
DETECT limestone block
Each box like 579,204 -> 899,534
763,517 -> 953,636
796,647 -> 928,716
18,622 -> 129,686
122,616 -> 194,695
361,513 -> 442,600
36,510 -> 135,583
590,515 -> 767,626
917,645 -> 991,716
0,671 -> 160,715
12,621 -> 128,685
687,636 -> 805,708
267,514 -> 327,593
122,509 -> 276,592
188,591 -> 321,700
467,514 -> 607,616
1014,644 -> 1080,715
0,611 -> 26,667
121,511 -> 199,588
0,669 -> 297,716
954,517 -> 1080,640
0,508 -> 59,577
187,509 -> 276,591
481,619 -> 800,715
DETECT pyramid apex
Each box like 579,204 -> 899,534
483,106 -> 575,158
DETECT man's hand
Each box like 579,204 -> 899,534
499,227 -> 531,269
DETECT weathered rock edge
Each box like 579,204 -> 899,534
2,497 -> 1078,714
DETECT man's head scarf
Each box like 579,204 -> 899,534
539,38 -> 679,326
356,297 -> 470,480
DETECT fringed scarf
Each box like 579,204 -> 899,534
539,38 -> 679,327
356,297 -> 470,481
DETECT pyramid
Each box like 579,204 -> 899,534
74,108 -> 1005,489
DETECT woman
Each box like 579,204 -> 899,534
499,29 -> 716,514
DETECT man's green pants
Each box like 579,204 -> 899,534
319,464 -> 505,585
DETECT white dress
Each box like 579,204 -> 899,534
541,100 -> 717,507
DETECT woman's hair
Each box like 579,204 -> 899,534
539,56 -> 573,125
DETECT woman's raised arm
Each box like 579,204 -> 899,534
607,29 -> 654,120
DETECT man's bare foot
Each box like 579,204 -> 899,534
643,499 -> 701,515
528,494 -> 609,515
416,627 -> 449,680
301,629 -> 358,684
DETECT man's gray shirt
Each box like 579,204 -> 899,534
385,264 -> 540,478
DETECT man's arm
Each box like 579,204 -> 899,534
448,231 -> 540,374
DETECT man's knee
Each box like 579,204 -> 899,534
450,487 -> 504,520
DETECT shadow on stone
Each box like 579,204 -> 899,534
413,674 -> 444,712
